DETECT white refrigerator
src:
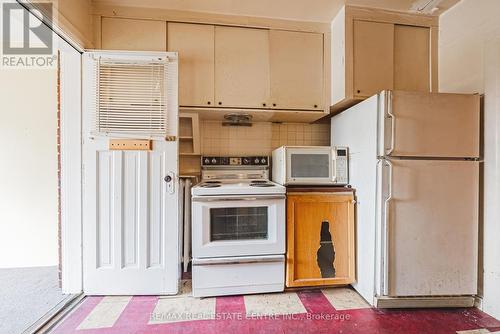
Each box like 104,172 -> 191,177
331,90 -> 480,308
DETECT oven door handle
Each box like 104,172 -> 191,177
192,195 -> 286,202
192,255 -> 284,266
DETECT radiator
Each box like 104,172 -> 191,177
179,178 -> 193,272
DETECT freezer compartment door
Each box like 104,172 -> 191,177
379,159 -> 479,297
379,91 -> 480,158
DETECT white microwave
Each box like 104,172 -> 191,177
272,146 -> 348,186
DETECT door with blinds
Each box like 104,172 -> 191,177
82,51 -> 179,295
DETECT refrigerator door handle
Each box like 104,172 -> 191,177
386,91 -> 395,155
383,158 -> 393,295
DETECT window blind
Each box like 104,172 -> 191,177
95,58 -> 168,136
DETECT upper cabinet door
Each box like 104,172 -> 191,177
393,25 -> 431,92
270,31 -> 324,110
353,20 -> 394,98
101,18 -> 167,51
168,23 -> 215,107
215,26 -> 270,108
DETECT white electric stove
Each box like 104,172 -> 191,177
191,156 -> 286,298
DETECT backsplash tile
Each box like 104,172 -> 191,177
200,121 -> 330,156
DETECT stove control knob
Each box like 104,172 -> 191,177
204,158 -> 210,164
261,158 -> 267,164
243,158 -> 250,165
211,158 -> 217,164
254,158 -> 260,164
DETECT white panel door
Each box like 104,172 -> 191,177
82,52 -> 179,295
83,140 -> 179,295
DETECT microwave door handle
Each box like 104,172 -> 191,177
332,152 -> 337,182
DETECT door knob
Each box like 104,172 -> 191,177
165,172 -> 175,194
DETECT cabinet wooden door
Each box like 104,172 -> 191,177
393,25 -> 431,92
352,20 -> 394,98
286,192 -> 355,287
168,23 -> 215,107
269,30 -> 324,110
101,17 -> 167,51
215,26 -> 270,108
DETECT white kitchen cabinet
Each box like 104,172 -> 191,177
393,24 -> 431,92
331,6 -> 438,113
269,30 -> 324,110
101,17 -> 167,51
97,15 -> 329,121
168,23 -> 215,107
352,20 -> 394,98
215,26 -> 271,108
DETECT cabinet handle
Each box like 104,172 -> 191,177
314,104 -> 318,108
218,101 -> 222,105
207,101 -> 211,105
262,103 -> 267,107
357,90 -> 361,94
273,103 -> 277,107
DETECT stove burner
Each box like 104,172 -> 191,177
250,183 -> 275,187
204,181 -> 221,184
200,183 -> 221,188
251,180 -> 268,184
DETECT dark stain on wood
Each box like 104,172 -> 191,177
317,220 -> 336,278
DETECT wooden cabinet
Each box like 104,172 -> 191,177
101,17 -> 167,51
269,30 -> 324,110
331,6 -> 438,113
286,189 -> 355,287
168,23 -> 215,107
215,26 -> 270,108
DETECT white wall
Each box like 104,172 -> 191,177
440,0 -> 500,319
0,2 -> 59,268
0,69 -> 58,268
481,39 -> 500,321
439,0 -> 500,93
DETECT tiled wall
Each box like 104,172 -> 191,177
200,121 -> 331,156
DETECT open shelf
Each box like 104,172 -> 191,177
179,113 -> 201,176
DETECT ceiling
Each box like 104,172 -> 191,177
349,0 -> 460,16
92,0 -> 461,23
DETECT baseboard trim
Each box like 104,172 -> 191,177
375,296 -> 475,309
474,295 -> 484,309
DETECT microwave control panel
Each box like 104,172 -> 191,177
335,148 -> 349,185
